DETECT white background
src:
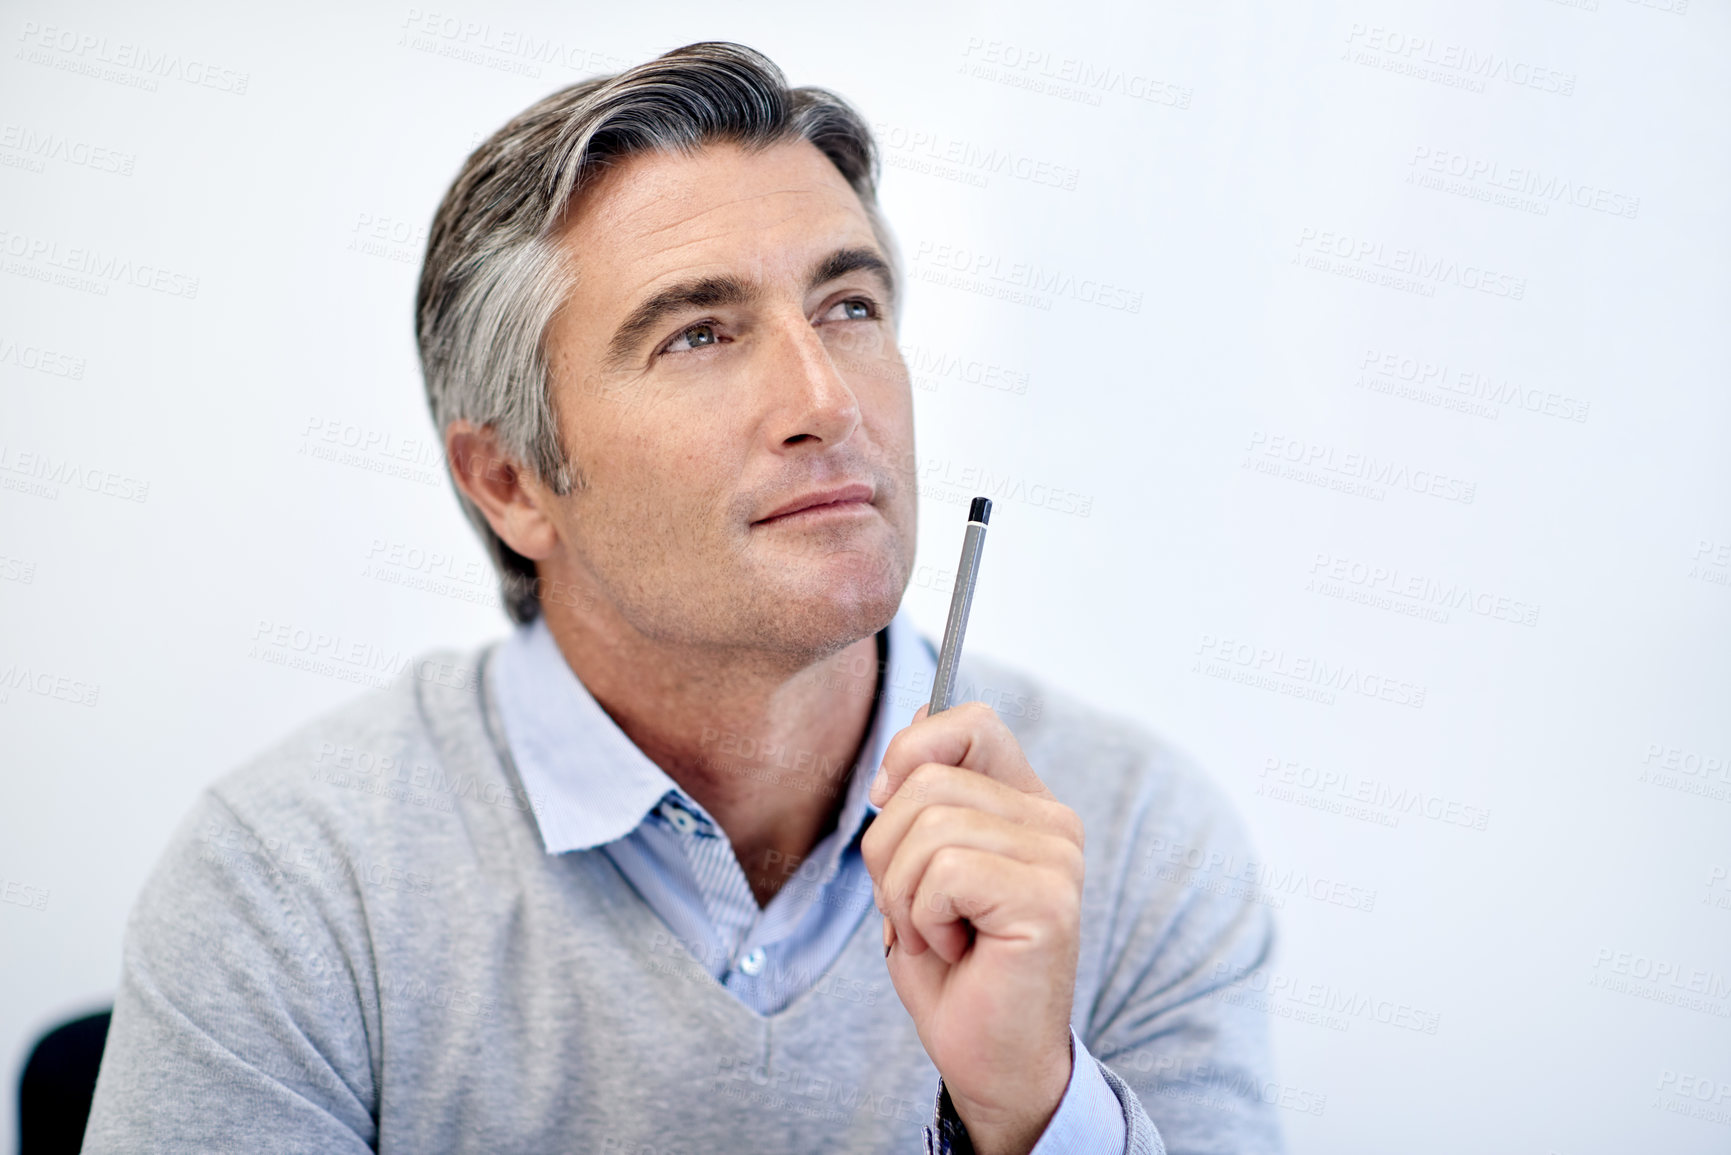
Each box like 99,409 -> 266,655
3,0 -> 1728,1151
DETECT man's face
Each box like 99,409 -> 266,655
536,138 -> 916,659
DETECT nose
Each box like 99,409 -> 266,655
763,310 -> 862,450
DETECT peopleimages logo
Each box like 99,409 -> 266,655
249,618 -> 481,694
1208,961 -> 1443,1035
1294,227 -> 1526,300
1588,947 -> 1731,1017
1193,632 -> 1428,709
0,123 -> 135,176
1407,146 -> 1640,220
1144,836 -> 1379,913
1243,430 -> 1477,505
1341,24 -> 1576,97
0,661 -> 100,707
1356,347 -> 1590,424
15,20 -> 250,94
0,877 -> 51,912
0,226 -> 200,299
396,8 -> 635,78
0,443 -> 149,503
1258,756 -> 1492,831
873,122 -> 1080,192
957,37 -> 1193,110
0,334 -> 85,380
1308,551 -> 1540,627
911,240 -> 1143,313
900,342 -> 1030,396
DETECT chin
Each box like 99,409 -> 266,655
749,560 -> 906,657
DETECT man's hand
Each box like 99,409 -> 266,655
861,702 -> 1086,1155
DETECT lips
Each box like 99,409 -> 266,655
754,482 -> 875,524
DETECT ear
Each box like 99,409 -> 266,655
444,421 -> 561,561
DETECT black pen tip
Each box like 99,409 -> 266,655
969,497 -> 992,525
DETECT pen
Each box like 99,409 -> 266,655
888,496 -> 992,958
929,497 -> 991,716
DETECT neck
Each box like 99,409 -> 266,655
539,594 -> 885,908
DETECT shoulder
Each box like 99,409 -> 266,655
194,641 -> 525,888
951,649 -> 1255,870
122,642 -> 524,991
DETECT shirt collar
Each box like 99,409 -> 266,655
491,610 -> 937,855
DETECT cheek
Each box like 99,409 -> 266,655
835,324 -> 907,379
596,403 -> 746,516
845,346 -> 911,415
863,371 -> 916,458
824,321 -> 894,365
576,380 -> 707,464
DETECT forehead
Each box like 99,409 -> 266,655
556,138 -> 881,292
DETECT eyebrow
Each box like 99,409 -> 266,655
604,274 -> 755,367
603,246 -> 896,367
812,247 -> 896,304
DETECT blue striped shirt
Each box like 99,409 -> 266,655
493,610 -> 1126,1153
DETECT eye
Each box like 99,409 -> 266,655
662,322 -> 723,355
822,297 -> 877,322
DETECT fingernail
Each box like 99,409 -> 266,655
882,917 -> 895,956
870,767 -> 886,800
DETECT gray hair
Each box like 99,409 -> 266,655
416,41 -> 887,624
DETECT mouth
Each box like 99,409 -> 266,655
753,482 -> 876,526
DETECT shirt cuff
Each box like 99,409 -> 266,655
1027,1028 -> 1128,1155
922,1028 -> 1128,1155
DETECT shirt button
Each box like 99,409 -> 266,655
662,804 -> 698,835
738,948 -> 766,976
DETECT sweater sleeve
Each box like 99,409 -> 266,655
81,791 -> 379,1154
1075,754 -> 1289,1155
916,760 -> 1286,1155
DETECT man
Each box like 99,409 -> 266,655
84,42 -> 1284,1154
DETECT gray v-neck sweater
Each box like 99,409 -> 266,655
82,641 -> 1285,1154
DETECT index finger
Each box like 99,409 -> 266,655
868,701 -> 1050,807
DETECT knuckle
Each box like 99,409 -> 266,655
911,803 -> 969,838
1056,838 -> 1086,883
927,843 -> 967,879
883,727 -> 915,764
963,701 -> 1001,730
906,761 -> 952,799
1040,800 -> 1084,844
1037,864 -> 1076,907
884,874 -> 908,911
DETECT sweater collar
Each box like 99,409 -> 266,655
491,610 -> 937,855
